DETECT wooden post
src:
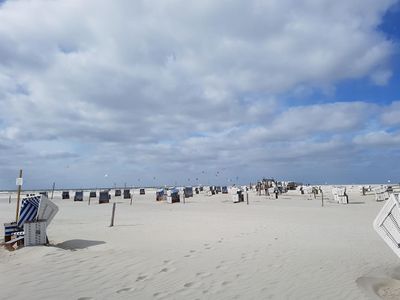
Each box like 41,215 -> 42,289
130,194 -> 133,205
321,188 -> 324,207
246,190 -> 249,205
88,195 -> 91,205
51,182 -> 55,200
15,169 -> 23,222
110,203 -> 116,227
9,194 -> 11,204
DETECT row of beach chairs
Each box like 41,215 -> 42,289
61,189 -> 147,203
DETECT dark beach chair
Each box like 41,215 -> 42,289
99,191 -> 110,204
74,191 -> 84,201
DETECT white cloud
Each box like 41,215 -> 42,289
353,131 -> 400,146
381,101 -> 400,125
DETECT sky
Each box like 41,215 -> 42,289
0,0 -> 399,189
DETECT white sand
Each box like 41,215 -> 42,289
1,186 -> 400,300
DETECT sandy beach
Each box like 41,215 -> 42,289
1,186 -> 399,300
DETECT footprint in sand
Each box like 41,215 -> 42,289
136,275 -> 148,282
216,264 -> 228,271
159,267 -> 175,273
357,276 -> 400,300
153,291 -> 169,298
196,272 -> 212,279
184,282 -> 195,288
77,297 -> 93,300
116,287 -> 134,294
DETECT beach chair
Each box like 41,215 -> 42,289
332,187 -> 348,204
140,188 -> 145,195
99,191 -> 111,204
74,191 -> 84,201
211,187 -> 215,195
373,194 -> 400,258
156,189 -> 165,201
373,186 -> 390,202
167,188 -> 180,203
222,186 -> 228,194
184,187 -> 193,198
4,194 -> 58,248
89,191 -> 97,198
123,189 -> 131,199
62,191 -> 70,199
232,188 -> 244,203
115,189 -> 121,197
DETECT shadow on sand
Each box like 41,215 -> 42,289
53,239 -> 106,251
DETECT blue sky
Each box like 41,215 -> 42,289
0,0 -> 399,189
